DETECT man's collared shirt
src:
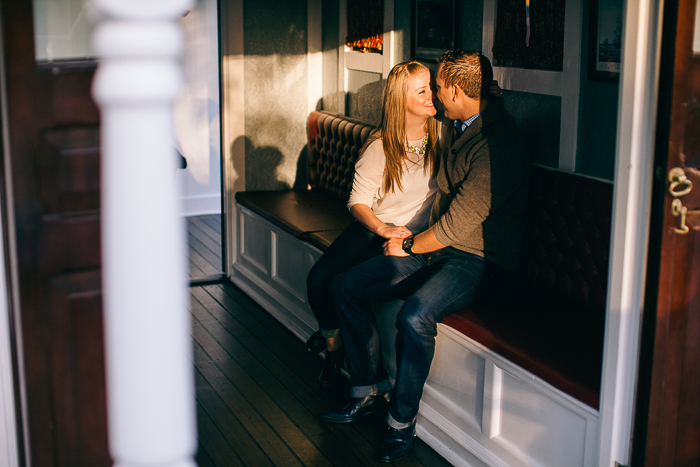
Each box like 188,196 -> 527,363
454,112 -> 481,137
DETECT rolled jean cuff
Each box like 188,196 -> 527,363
387,412 -> 415,430
320,328 -> 341,338
349,379 -> 393,398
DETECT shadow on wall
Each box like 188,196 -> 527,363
235,136 -> 310,191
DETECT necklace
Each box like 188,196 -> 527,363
406,136 -> 428,155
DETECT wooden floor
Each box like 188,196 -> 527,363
186,216 -> 453,467
187,214 -> 223,279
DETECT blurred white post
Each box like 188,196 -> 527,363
91,1 -> 196,467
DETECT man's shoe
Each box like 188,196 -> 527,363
319,395 -> 385,423
319,349 -> 344,387
378,421 -> 416,463
305,330 -> 325,354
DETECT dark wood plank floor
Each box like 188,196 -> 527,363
187,214 -> 223,279
186,215 -> 453,466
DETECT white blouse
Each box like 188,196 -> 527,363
347,137 -> 438,233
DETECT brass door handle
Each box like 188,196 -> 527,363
668,167 -> 693,197
671,199 -> 690,234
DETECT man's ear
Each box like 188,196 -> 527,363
453,85 -> 462,101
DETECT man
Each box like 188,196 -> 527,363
319,50 -> 530,462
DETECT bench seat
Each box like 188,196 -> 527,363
443,307 -> 602,409
236,160 -> 612,410
231,110 -> 611,467
235,190 -> 354,239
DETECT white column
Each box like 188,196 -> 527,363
91,1 -> 196,467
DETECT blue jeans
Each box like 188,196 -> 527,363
332,248 -> 486,428
306,221 -> 384,337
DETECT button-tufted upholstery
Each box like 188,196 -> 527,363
307,110 -> 374,202
236,111 -> 373,243
236,111 -> 613,409
443,166 -> 613,408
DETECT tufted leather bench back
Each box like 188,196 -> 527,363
518,166 -> 613,318
307,111 -> 375,203
447,166 -> 613,408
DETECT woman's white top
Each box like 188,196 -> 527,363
347,137 -> 438,233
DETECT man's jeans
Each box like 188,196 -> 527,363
332,247 -> 486,428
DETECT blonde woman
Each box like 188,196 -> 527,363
306,61 -> 440,386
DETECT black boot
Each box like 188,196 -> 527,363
318,349 -> 344,387
378,420 -> 416,462
305,330 -> 325,354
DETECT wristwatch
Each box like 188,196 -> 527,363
402,236 -> 416,256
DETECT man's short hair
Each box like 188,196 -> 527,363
437,50 -> 493,100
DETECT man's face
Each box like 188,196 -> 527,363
435,65 -> 457,120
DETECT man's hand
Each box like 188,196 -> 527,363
383,237 -> 408,257
376,225 -> 412,239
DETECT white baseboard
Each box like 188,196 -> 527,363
179,194 -> 221,217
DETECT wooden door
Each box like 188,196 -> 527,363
633,0 -> 700,465
0,1 -> 109,466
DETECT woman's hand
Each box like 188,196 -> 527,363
376,224 -> 412,239
349,204 -> 412,239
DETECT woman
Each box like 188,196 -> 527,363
305,60 -> 440,386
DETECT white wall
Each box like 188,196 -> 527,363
32,0 -> 93,61
174,0 -> 222,216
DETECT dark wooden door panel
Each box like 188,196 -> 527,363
47,271 -> 109,467
0,1 -> 106,465
673,213 -> 700,464
638,0 -> 700,465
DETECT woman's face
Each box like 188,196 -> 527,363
405,70 -> 436,121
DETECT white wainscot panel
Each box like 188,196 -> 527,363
417,325 -> 599,467
231,204 -> 322,342
272,232 -> 315,303
239,210 -> 270,276
494,370 -> 588,467
423,330 -> 485,433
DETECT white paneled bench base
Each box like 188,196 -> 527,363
230,204 -> 401,378
230,205 -> 321,342
417,324 -> 599,467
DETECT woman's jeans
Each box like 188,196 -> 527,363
306,221 -> 384,338
332,248 -> 486,428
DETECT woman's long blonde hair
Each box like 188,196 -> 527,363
361,61 -> 439,194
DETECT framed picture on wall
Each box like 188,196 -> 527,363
589,0 -> 623,82
413,0 -> 456,61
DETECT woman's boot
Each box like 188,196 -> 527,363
319,349 -> 344,387
305,330 -> 325,354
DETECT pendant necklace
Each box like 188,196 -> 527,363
406,136 -> 428,155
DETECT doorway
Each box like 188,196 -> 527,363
175,0 -> 226,284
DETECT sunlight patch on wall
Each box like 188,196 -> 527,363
244,54 -> 308,191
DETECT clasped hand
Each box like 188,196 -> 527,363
382,237 -> 408,257
375,225 -> 410,257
